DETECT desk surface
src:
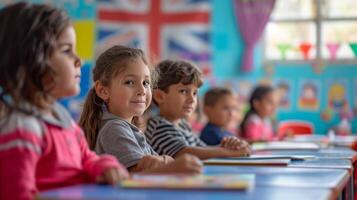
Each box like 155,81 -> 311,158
254,148 -> 357,163
39,184 -> 333,200
204,165 -> 349,193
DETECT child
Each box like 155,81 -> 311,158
145,60 -> 251,160
239,85 -> 278,142
200,87 -> 237,145
79,45 -> 202,174
0,3 -> 128,200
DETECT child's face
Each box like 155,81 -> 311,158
255,92 -> 278,118
158,83 -> 198,122
106,59 -> 152,122
205,94 -> 237,128
47,26 -> 81,99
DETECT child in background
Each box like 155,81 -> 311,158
145,60 -> 251,160
79,45 -> 202,174
239,85 -> 278,142
200,87 -> 237,145
0,3 -> 128,200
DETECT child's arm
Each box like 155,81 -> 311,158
0,124 -> 42,200
174,145 -> 250,160
75,125 -> 129,184
135,154 -> 202,174
129,155 -> 173,172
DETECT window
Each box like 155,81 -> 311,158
265,0 -> 357,61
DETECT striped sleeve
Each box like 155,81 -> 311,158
0,114 -> 44,200
146,119 -> 188,157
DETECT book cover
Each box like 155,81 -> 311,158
252,141 -> 320,151
120,174 -> 255,190
203,158 -> 291,166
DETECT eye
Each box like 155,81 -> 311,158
143,80 -> 150,88
179,89 -> 187,94
193,90 -> 198,96
124,80 -> 134,85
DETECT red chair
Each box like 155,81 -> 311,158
278,120 -> 314,138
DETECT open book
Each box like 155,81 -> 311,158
120,174 -> 255,190
252,141 -> 320,151
203,158 -> 291,166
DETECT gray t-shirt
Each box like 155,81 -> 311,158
95,109 -> 157,168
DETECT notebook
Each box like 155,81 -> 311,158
252,141 -> 320,151
120,174 -> 255,190
235,154 -> 316,161
203,158 -> 291,166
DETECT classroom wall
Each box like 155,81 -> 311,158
2,0 -> 355,134
211,0 -> 357,134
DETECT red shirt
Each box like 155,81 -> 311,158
0,103 -> 127,200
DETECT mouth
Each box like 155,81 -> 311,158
131,101 -> 146,104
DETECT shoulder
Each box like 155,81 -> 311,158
246,114 -> 263,124
1,110 -> 44,138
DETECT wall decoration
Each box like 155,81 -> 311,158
274,79 -> 292,110
326,79 -> 349,112
326,42 -> 340,61
297,79 -> 320,111
97,0 -> 211,71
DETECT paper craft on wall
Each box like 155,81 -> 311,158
353,79 -> 357,115
326,79 -> 349,112
297,79 -> 320,111
233,79 -> 256,103
274,79 -> 293,111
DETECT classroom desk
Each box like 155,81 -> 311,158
287,135 -> 357,148
253,148 -> 357,200
204,165 -> 349,200
39,184 -> 333,200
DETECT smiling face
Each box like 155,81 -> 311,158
155,82 -> 198,124
99,58 -> 152,122
46,25 -> 82,99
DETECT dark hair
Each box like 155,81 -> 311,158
0,2 -> 70,118
240,85 -> 274,137
79,45 -> 155,150
204,87 -> 234,107
155,60 -> 203,92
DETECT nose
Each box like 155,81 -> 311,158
187,92 -> 196,103
137,84 -> 146,96
74,54 -> 82,68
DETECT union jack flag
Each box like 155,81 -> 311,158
97,0 -> 212,75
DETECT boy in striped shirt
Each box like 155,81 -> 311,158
145,60 -> 251,160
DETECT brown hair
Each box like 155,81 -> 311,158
204,87 -> 234,107
79,45 -> 155,150
0,2 -> 70,118
155,59 -> 203,93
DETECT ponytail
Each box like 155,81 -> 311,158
79,88 -> 104,150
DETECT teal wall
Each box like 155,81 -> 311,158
212,0 -> 357,134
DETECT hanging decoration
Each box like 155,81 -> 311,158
299,42 -> 312,60
349,42 -> 357,57
326,42 -> 340,61
277,43 -> 292,60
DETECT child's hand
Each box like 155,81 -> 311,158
221,136 -> 251,156
136,155 -> 167,171
169,154 -> 203,174
162,155 -> 174,164
96,167 -> 129,186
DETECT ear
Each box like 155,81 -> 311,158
153,89 -> 165,105
252,99 -> 261,110
94,81 -> 110,102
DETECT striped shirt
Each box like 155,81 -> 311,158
145,116 -> 206,157
0,102 -> 125,200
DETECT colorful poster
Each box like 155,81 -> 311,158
274,79 -> 293,110
97,0 -> 211,72
297,79 -> 320,111
232,79 -> 255,103
354,79 -> 357,113
326,79 -> 349,112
